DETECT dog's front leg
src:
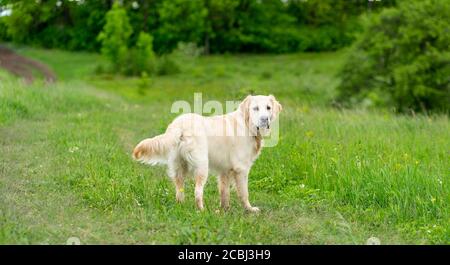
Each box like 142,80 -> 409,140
234,172 -> 259,213
218,174 -> 231,210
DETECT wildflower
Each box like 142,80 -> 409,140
299,184 -> 305,189
302,106 -> 310,113
134,198 -> 142,207
356,158 -> 362,169
68,146 -> 79,153
403,153 -> 409,160
305,131 -> 314,138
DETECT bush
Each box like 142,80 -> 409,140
97,3 -> 132,72
336,0 -> 450,113
156,55 -> 180,76
171,42 -> 204,58
137,71 -> 152,95
123,32 -> 156,76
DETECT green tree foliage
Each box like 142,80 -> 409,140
0,17 -> 9,41
1,0 -> 109,51
124,31 -> 156,76
155,0 -> 208,53
97,2 -> 133,71
0,0 -> 396,54
336,0 -> 450,113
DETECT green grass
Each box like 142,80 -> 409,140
0,46 -> 449,244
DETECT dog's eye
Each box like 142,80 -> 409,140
253,106 -> 259,111
267,105 -> 271,110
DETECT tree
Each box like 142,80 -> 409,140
154,0 -> 208,54
336,0 -> 450,113
97,2 -> 133,71
1,0 -> 110,51
124,31 -> 156,76
0,0 -> 399,54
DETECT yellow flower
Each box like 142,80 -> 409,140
305,131 -> 314,138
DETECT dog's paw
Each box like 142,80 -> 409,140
247,206 -> 260,213
176,192 -> 185,203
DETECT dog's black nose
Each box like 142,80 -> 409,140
260,116 -> 269,123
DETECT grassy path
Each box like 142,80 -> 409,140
1,47 -> 448,244
0,45 -> 56,83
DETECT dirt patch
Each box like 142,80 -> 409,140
0,45 -> 56,83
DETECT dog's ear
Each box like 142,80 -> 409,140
239,95 -> 252,128
269,94 -> 282,120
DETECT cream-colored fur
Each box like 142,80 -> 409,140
133,95 -> 282,212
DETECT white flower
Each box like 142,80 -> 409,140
134,198 -> 142,207
132,1 -> 139,9
68,146 -> 79,153
299,184 -> 305,189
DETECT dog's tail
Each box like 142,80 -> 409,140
132,129 -> 181,165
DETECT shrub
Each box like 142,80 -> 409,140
96,3 -> 132,72
171,42 -> 204,58
156,55 -> 180,76
123,32 -> 156,76
137,71 -> 152,95
336,0 -> 450,113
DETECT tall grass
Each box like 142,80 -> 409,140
0,48 -> 448,244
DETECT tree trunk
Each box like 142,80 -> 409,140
204,32 -> 210,55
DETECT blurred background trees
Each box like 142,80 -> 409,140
0,0 -> 395,54
1,0 -> 448,113
97,2 -> 132,71
336,0 -> 449,112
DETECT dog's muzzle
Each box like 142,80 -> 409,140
257,116 -> 270,130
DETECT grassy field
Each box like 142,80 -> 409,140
0,46 -> 448,244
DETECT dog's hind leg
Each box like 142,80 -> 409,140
174,167 -> 186,203
181,134 -> 208,211
168,154 -> 187,203
194,169 -> 208,211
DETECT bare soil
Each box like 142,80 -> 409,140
0,45 -> 56,83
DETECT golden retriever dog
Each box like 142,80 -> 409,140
132,95 -> 282,212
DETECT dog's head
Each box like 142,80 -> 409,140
239,94 -> 282,136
